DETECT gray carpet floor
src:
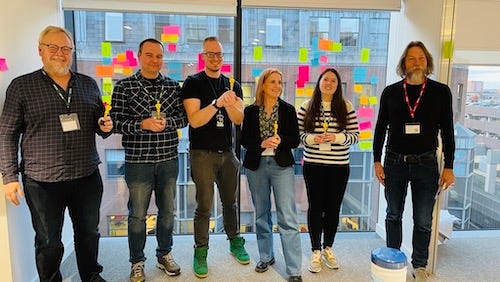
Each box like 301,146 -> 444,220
61,232 -> 500,282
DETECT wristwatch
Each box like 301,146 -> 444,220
211,99 -> 221,110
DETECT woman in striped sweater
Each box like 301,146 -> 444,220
297,67 -> 359,273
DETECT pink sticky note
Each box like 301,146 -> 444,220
197,53 -> 204,71
163,25 -> 180,35
221,64 -> 232,73
296,80 -> 305,88
298,65 -> 309,82
358,120 -> 372,131
319,55 -> 328,64
126,50 -> 135,59
0,58 -> 8,71
128,58 -> 138,67
357,107 -> 375,119
167,44 -> 177,52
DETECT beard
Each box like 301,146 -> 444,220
406,67 -> 427,82
45,59 -> 70,76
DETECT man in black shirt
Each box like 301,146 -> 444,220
373,41 -> 455,282
0,26 -> 112,281
181,36 -> 249,278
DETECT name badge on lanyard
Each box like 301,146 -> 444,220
216,111 -> 225,128
403,79 -> 426,136
405,122 -> 421,134
59,113 -> 81,132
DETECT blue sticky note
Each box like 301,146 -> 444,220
311,37 -> 319,51
252,68 -> 263,77
169,72 -> 182,81
370,76 -> 379,85
102,57 -> 112,65
353,67 -> 367,83
168,61 -> 182,71
311,58 -> 320,67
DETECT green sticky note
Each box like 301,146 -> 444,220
102,77 -> 113,94
101,95 -> 112,104
253,46 -> 263,61
369,96 -> 378,105
360,48 -> 370,63
298,48 -> 308,63
101,42 -> 112,57
359,140 -> 372,150
332,42 -> 342,52
442,41 -> 454,59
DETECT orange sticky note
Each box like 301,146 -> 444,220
359,130 -> 372,140
117,53 -> 127,62
123,67 -> 133,75
96,65 -> 114,77
359,96 -> 369,106
354,84 -> 363,93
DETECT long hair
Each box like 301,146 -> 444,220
253,68 -> 282,106
303,68 -> 347,132
396,41 -> 434,78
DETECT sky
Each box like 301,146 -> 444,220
468,66 -> 500,91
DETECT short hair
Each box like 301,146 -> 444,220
202,36 -> 220,50
396,41 -> 434,78
138,38 -> 164,54
38,25 -> 74,47
253,68 -> 282,106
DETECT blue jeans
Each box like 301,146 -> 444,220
23,169 -> 104,282
246,156 -> 302,277
125,159 -> 178,263
190,149 -> 240,247
383,151 -> 439,268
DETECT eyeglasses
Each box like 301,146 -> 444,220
203,52 -> 224,59
40,43 -> 73,55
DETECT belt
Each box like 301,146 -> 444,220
386,150 -> 436,164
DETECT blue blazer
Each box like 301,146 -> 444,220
240,98 -> 300,171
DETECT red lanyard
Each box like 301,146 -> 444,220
403,78 -> 426,119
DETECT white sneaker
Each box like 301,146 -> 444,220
413,267 -> 429,282
322,247 -> 339,269
308,250 -> 322,273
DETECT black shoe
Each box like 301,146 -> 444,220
255,257 -> 275,273
288,275 -> 303,282
87,273 -> 107,282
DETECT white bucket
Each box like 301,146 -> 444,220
370,247 -> 407,282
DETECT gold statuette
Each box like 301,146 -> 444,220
274,120 -> 278,135
103,102 -> 112,117
155,100 -> 161,119
229,75 -> 235,91
322,120 -> 329,133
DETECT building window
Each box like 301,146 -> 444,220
105,149 -> 125,178
185,15 -> 208,43
340,17 -> 359,47
266,18 -> 282,47
310,17 -> 330,43
105,12 -> 124,42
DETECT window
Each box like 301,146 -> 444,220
309,17 -> 330,44
340,18 -> 359,47
105,12 -> 124,42
185,16 -> 209,43
265,18 -> 282,47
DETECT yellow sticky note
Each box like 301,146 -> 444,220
305,88 -> 314,96
101,42 -> 112,57
161,34 -> 168,42
354,84 -> 363,93
296,88 -> 305,96
164,34 -> 179,43
359,140 -> 372,150
114,65 -> 123,74
117,53 -> 127,62
359,96 -> 369,106
359,130 -> 372,140
123,67 -> 133,75
442,41 -> 454,59
332,42 -> 342,52
360,48 -> 370,63
102,77 -> 113,93
253,46 -> 263,61
298,48 -> 308,63
369,96 -> 378,105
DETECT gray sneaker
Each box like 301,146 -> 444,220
157,252 -> 181,276
130,261 -> 145,282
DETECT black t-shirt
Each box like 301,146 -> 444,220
181,71 -> 243,151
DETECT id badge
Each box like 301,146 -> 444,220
150,111 -> 166,119
405,122 -> 421,135
216,112 -> 225,128
319,143 -> 331,151
59,113 -> 81,132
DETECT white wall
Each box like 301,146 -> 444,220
0,1 -> 69,281
376,0 -> 446,259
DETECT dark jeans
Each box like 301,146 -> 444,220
125,160 -> 178,263
303,162 -> 349,251
23,169 -> 104,282
190,149 -> 240,247
383,150 -> 439,268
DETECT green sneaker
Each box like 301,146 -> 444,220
230,236 -> 250,265
193,246 -> 208,278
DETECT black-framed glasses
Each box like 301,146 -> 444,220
40,43 -> 73,55
203,52 -> 224,59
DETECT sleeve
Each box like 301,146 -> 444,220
373,87 -> 390,163
0,80 -> 24,183
297,99 -> 315,145
240,106 -> 261,151
278,103 -> 300,149
334,101 -> 359,146
165,83 -> 188,130
110,80 -> 143,135
440,84 -> 455,168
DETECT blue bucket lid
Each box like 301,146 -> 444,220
371,247 -> 407,269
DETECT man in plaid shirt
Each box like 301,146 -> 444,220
110,38 -> 187,282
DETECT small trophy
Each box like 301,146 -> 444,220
274,120 -> 278,135
103,102 -> 112,117
155,100 -> 161,119
229,75 -> 235,91
323,119 -> 329,133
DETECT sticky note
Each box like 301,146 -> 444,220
221,64 -> 231,73
357,107 -> 375,119
298,65 -> 309,82
359,130 -> 372,140
163,25 -> 180,35
128,58 -> 138,67
332,42 -> 342,52
305,88 -> 314,96
102,95 -> 112,105
298,48 -> 308,63
117,53 -> 126,62
101,42 -> 112,57
443,41 -> 454,59
296,80 -> 305,88
96,65 -> 114,77
359,96 -> 369,105
311,58 -> 320,67
354,84 -> 363,93
0,57 -> 9,71
353,67 -> 367,83
359,140 -> 372,150
358,120 -> 372,131
167,44 -> 177,52
360,48 -> 370,63
253,46 -> 263,61
123,67 -> 133,75
319,39 -> 332,51
369,96 -> 378,105
163,34 -> 179,43
370,76 -> 379,85
126,50 -> 135,59
197,53 -> 205,71
311,37 -> 319,51
167,61 -> 182,71
102,77 -> 113,93
296,88 -> 305,96
252,68 -> 263,77
319,55 -> 328,64
114,65 -> 123,74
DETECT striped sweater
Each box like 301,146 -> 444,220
297,100 -> 359,165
